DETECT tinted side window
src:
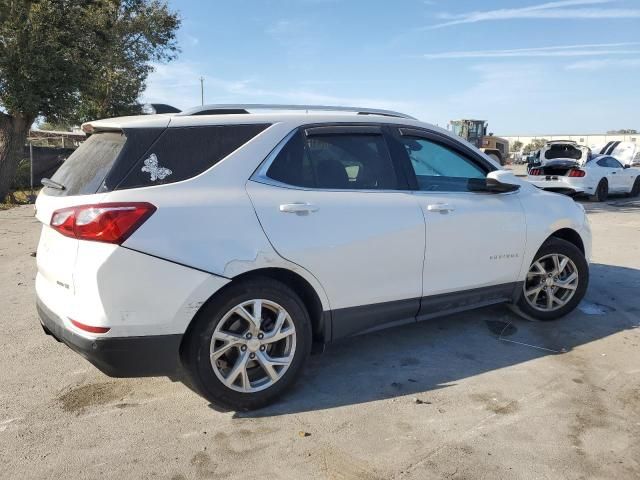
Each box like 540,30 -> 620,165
267,130 -> 398,190
597,157 -> 620,168
118,124 -> 270,189
398,137 -> 486,192
608,157 -> 622,168
265,131 -> 315,188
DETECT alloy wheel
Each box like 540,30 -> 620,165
524,253 -> 579,312
210,299 -> 297,393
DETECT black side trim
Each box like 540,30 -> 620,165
417,283 -> 522,321
304,125 -> 382,137
331,297 -> 419,341
328,282 -> 523,342
37,296 -> 183,378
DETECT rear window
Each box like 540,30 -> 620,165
47,132 -> 126,196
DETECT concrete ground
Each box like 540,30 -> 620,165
0,198 -> 639,480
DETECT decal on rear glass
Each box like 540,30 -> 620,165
141,153 -> 172,181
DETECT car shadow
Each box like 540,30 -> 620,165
578,197 -> 640,214
235,263 -> 640,417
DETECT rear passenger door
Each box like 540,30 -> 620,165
247,125 -> 426,339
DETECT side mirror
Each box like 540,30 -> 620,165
623,164 -> 630,169
468,178 -> 520,193
469,170 -> 521,193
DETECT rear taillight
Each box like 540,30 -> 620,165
529,168 -> 543,176
50,202 -> 156,244
567,169 -> 586,177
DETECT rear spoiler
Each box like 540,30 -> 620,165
82,115 -> 172,134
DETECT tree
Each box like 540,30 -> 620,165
607,129 -> 637,135
510,140 -> 523,153
67,0 -> 180,123
0,0 -> 180,200
523,138 -> 548,155
38,121 -> 75,132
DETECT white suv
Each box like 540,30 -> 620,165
35,104 -> 591,410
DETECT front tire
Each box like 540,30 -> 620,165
184,278 -> 312,410
516,238 -> 588,321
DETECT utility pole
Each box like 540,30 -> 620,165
200,76 -> 204,105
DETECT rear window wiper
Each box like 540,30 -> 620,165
41,178 -> 66,191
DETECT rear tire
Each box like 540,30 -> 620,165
516,238 -> 588,321
183,278 -> 312,410
630,177 -> 640,197
590,179 -> 608,202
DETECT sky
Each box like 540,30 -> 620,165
142,0 -> 640,135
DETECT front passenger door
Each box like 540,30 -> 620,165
389,128 -> 527,317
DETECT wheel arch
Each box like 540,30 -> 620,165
179,267 -> 330,363
547,228 -> 585,254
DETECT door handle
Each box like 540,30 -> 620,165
279,202 -> 319,214
427,203 -> 455,213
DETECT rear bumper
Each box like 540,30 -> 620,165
37,295 -> 183,378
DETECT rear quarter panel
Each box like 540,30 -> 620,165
108,121 -> 332,311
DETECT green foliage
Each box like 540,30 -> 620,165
0,0 -> 180,200
510,140 -> 523,152
38,121 -> 75,132
607,129 -> 637,135
523,138 -> 548,155
0,0 -> 180,122
68,0 -> 181,123
11,157 -> 31,189
1,1 -> 96,120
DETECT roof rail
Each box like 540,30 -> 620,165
177,104 -> 417,120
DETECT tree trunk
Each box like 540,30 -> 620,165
0,113 -> 33,201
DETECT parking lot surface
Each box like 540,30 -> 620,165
1,199 -> 639,480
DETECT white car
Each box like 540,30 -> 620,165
538,140 -> 590,166
527,154 -> 640,201
35,104 -> 592,410
591,141 -> 640,167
